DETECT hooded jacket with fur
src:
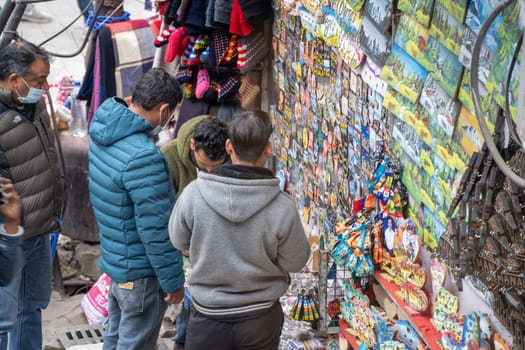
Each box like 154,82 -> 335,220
161,115 -> 207,197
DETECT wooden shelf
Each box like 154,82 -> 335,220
374,271 -> 442,350
338,318 -> 360,350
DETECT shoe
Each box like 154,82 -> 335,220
21,4 -> 52,23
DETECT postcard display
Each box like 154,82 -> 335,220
270,0 -> 524,349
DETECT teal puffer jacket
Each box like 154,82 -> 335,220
88,97 -> 183,293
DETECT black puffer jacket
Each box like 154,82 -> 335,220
0,88 -> 64,240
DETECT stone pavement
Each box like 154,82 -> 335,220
42,290 -> 177,349
3,1 -> 177,349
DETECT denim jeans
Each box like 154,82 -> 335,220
172,296 -> 190,347
0,235 -> 52,350
103,276 -> 168,350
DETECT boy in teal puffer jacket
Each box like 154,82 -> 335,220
88,68 -> 185,350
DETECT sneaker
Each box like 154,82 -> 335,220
21,4 -> 52,23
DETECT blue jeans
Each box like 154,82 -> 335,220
0,235 -> 52,350
173,296 -> 190,346
103,276 -> 168,350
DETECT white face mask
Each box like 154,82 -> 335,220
150,106 -> 173,137
16,76 -> 46,104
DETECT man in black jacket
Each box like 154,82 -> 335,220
0,41 -> 64,350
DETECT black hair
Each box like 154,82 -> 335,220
131,68 -> 182,111
0,41 -> 50,80
228,110 -> 273,162
193,116 -> 228,161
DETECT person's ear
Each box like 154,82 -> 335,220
263,141 -> 272,157
8,73 -> 20,90
190,138 -> 195,151
225,139 -> 234,155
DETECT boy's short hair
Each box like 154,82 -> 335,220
228,110 -> 273,162
132,68 -> 182,111
193,116 -> 228,161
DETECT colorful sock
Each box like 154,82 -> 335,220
154,23 -> 176,47
218,76 -> 241,103
200,46 -> 210,64
193,34 -> 209,52
182,36 -> 196,65
194,69 -> 210,99
183,83 -> 194,99
221,34 -> 238,64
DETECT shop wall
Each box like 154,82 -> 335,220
269,0 -> 523,346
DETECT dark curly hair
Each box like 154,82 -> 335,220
193,116 -> 228,161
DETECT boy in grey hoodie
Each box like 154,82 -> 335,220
169,110 -> 310,350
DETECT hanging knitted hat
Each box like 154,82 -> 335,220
208,30 -> 230,66
230,0 -> 253,36
237,31 -> 268,73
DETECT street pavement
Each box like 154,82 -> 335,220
2,1 -> 175,349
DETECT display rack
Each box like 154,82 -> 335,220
374,271 -> 442,350
338,318 -> 360,349
317,247 -> 357,335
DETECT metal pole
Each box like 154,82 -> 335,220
0,3 -> 27,49
0,0 -> 16,37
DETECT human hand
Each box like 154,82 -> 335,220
164,287 -> 184,304
0,178 -> 21,234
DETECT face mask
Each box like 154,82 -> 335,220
150,106 -> 173,137
16,76 -> 46,104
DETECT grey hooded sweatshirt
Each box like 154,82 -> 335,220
169,164 -> 310,316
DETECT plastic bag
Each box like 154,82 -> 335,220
80,273 -> 110,324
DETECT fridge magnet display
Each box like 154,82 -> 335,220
419,74 -> 460,138
392,119 -> 422,166
435,0 -> 468,23
422,205 -> 446,248
431,152 -> 455,209
361,58 -> 388,95
344,0 -> 365,12
397,0 -> 434,27
400,155 -> 424,205
423,36 -> 463,98
394,320 -> 426,348
380,43 -> 428,104
458,27 -> 495,79
364,0 -> 393,34
332,0 -> 363,37
454,106 -> 484,157
485,0 -> 521,109
394,14 -> 429,66
358,15 -> 392,67
430,3 -> 465,56
465,0 -> 503,52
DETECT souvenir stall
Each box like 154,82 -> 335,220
269,0 -> 524,349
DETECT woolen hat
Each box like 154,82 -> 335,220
208,30 -> 230,66
237,31 -> 268,73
